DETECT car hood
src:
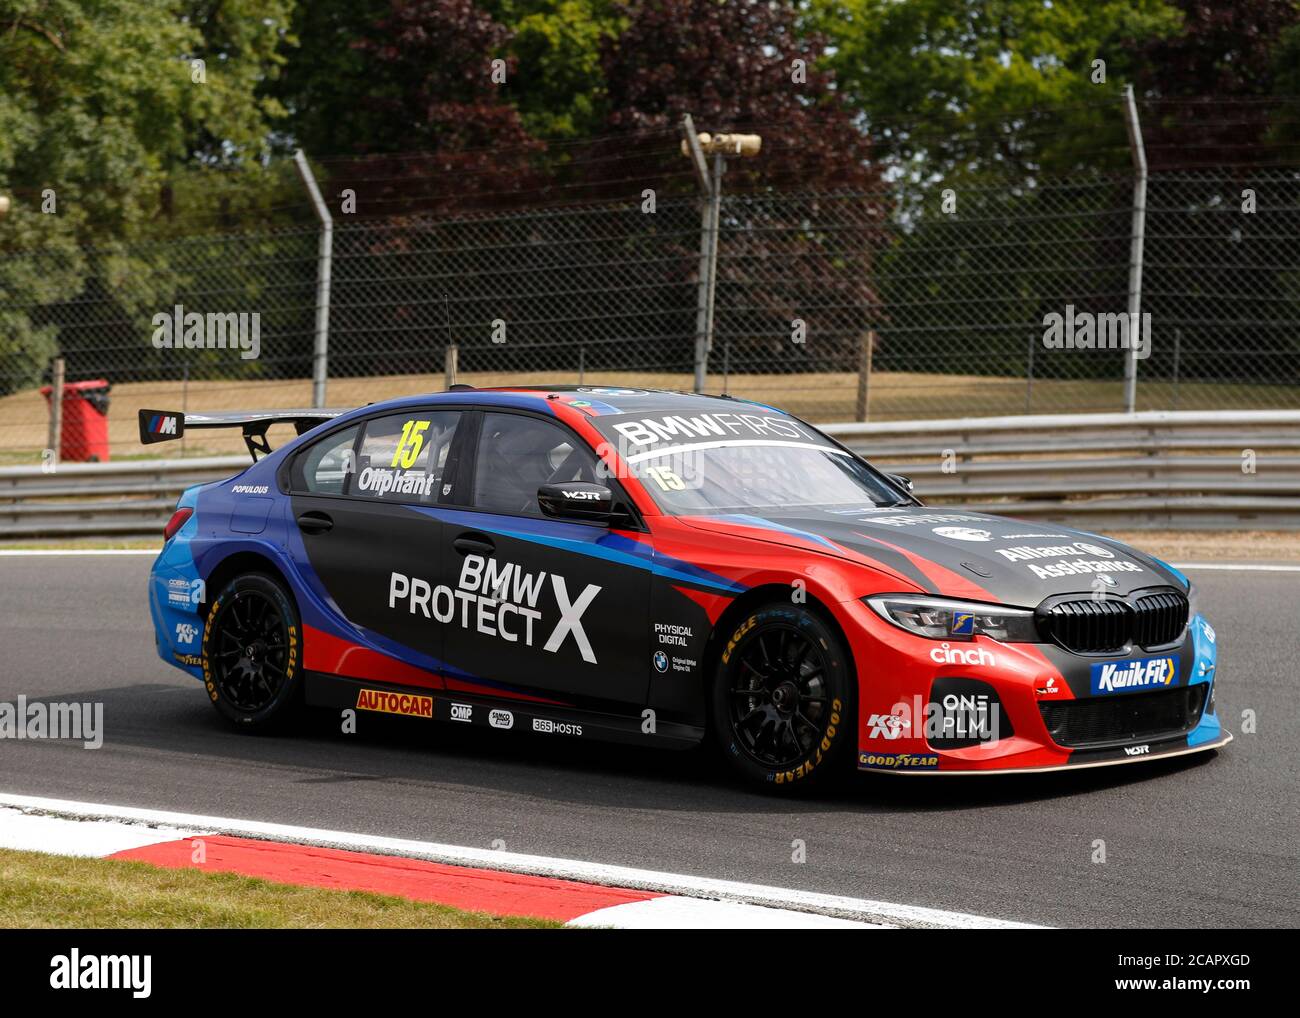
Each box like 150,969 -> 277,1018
679,505 -> 1185,606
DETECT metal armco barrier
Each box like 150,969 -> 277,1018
1,411 -> 1298,540
823,410 -> 1300,530
0,456 -> 246,539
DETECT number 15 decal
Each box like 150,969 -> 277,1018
391,419 -> 430,469
645,465 -> 685,491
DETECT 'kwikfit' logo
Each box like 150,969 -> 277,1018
1090,656 -> 1178,694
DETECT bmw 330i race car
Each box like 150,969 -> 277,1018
142,386 -> 1230,789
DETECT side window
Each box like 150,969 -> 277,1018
290,424 -> 359,495
472,412 -> 599,516
352,411 -> 461,504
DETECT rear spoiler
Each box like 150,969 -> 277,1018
139,408 -> 352,461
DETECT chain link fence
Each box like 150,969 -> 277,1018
2,166 -> 1299,461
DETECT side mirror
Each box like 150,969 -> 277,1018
888,473 -> 914,493
538,482 -> 617,524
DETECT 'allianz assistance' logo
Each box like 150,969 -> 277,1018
151,303 -> 260,360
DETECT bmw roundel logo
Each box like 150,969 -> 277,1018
1097,574 -> 1118,587
653,651 -> 669,673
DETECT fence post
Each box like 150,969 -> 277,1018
1025,329 -> 1035,413
444,343 -> 459,388
47,356 -> 64,466
1172,327 -> 1181,410
293,149 -> 334,408
1121,84 -> 1148,414
682,115 -> 717,393
855,330 -> 874,421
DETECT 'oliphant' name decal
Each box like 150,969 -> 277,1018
388,555 -> 602,664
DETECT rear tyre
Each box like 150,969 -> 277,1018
709,603 -> 854,791
201,573 -> 302,729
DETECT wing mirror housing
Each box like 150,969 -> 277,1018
538,482 -> 626,525
887,473 -> 915,493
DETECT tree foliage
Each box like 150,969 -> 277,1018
810,0 -> 1182,180
0,0 -> 293,391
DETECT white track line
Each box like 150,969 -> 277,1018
0,793 -> 1041,928
0,549 -> 156,556
0,807 -> 195,857
569,896 -> 872,929
1172,562 -> 1300,572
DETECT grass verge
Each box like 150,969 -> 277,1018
0,848 -> 561,929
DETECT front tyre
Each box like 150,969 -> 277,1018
201,573 -> 301,729
710,604 -> 854,790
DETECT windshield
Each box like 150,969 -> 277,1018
617,439 -> 903,515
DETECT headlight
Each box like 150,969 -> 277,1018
865,594 -> 1038,643
1185,581 -> 1199,622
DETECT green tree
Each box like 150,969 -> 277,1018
0,0 -> 293,394
483,1 -> 624,139
810,0 -> 1182,181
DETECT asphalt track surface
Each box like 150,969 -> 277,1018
0,555 -> 1295,928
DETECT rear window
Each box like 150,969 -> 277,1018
351,412 -> 462,504
290,425 -> 359,495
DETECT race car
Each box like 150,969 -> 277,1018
141,386 -> 1230,789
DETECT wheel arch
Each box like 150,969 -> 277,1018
703,583 -> 860,700
201,548 -> 297,615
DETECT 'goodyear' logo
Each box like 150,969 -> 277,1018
1089,656 -> 1177,695
772,697 -> 843,785
355,689 -> 433,718
858,752 -> 940,771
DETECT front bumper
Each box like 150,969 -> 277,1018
839,599 -> 1227,775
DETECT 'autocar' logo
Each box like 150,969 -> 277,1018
355,689 -> 433,718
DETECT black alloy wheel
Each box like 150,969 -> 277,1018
711,604 -> 853,789
202,573 -> 301,728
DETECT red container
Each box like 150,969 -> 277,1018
40,379 -> 112,462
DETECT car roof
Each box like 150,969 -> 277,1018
364,385 -> 787,417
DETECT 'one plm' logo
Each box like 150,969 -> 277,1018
1090,656 -> 1178,695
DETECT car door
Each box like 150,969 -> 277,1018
286,408 -> 468,678
435,408 -> 650,714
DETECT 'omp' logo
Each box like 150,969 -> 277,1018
355,689 -> 433,718
1090,656 -> 1178,695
